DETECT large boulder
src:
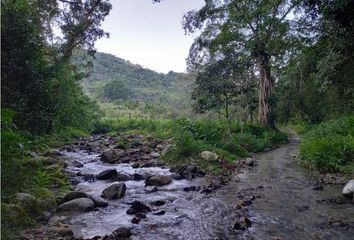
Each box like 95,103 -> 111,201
342,179 -> 354,198
57,198 -> 95,212
97,169 -> 117,180
145,175 -> 172,186
111,227 -> 131,239
60,191 -> 88,205
101,183 -> 126,199
113,173 -> 132,181
200,151 -> 219,161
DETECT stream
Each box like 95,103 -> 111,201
50,135 -> 353,240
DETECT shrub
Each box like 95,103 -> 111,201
299,116 -> 354,173
233,132 -> 270,152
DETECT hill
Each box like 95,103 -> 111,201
80,52 -> 195,118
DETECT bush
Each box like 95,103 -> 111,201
299,116 -> 354,173
233,132 -> 270,152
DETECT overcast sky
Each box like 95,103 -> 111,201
94,0 -> 204,73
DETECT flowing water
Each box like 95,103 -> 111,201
56,137 -> 353,240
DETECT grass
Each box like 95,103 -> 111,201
299,116 -> 354,173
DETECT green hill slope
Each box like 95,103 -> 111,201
81,52 -> 195,118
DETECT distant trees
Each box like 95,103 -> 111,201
102,79 -> 134,101
183,0 -> 302,127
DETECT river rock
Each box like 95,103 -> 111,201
126,201 -> 151,215
171,173 -> 183,180
97,169 -> 117,180
342,179 -> 354,198
72,160 -> 83,168
113,173 -> 132,181
150,152 -> 160,158
112,227 -> 131,238
156,144 -> 164,150
60,191 -> 88,205
89,195 -> 109,208
161,144 -> 172,156
233,216 -> 252,230
131,162 -> 140,168
152,210 -> 165,216
101,149 -> 126,163
200,151 -> 219,161
57,198 -> 95,212
245,157 -> 255,166
145,175 -> 172,186
150,200 -> 166,206
102,183 -> 126,199
133,173 -> 145,181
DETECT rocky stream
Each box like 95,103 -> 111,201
23,134 -> 353,240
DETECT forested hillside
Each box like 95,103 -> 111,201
80,52 -> 195,118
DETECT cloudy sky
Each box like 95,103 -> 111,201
95,0 -> 204,73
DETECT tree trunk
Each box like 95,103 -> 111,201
257,53 -> 275,128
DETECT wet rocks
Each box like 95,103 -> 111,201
111,227 -> 131,238
133,173 -> 145,181
233,216 -> 252,230
200,151 -> 219,161
126,201 -> 151,215
152,210 -> 165,215
131,216 -> 141,224
101,149 -> 126,163
145,175 -> 172,186
150,200 -> 166,206
313,185 -> 324,191
113,173 -> 132,181
97,169 -> 117,180
89,196 -> 109,208
170,165 -> 206,180
245,157 -> 255,166
57,198 -> 95,212
342,179 -> 354,198
60,191 -> 88,205
102,183 -> 126,200
171,173 -> 183,180
131,162 -> 140,168
72,160 -> 83,168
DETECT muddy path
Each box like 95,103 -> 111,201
219,137 -> 354,240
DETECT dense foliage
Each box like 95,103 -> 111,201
299,117 -> 354,173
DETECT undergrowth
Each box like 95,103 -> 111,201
299,116 -> 354,173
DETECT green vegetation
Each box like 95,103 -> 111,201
299,117 -> 354,173
80,52 -> 195,118
99,117 -> 287,174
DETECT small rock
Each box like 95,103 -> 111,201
156,144 -> 164,151
136,212 -> 147,218
241,200 -> 253,206
101,183 -> 126,200
97,169 -> 117,180
72,160 -> 83,168
245,158 -> 254,166
342,179 -> 354,198
113,173 -> 132,181
133,173 -> 145,181
112,227 -> 131,238
150,152 -> 160,158
200,151 -> 218,161
181,171 -> 193,180
152,210 -> 165,215
126,201 -> 151,215
233,216 -> 252,230
144,187 -> 158,194
131,216 -> 141,224
171,173 -> 183,180
145,175 -> 172,186
313,185 -> 324,191
58,227 -> 74,237
131,162 -> 140,168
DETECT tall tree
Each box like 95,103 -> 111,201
183,0 -> 301,127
